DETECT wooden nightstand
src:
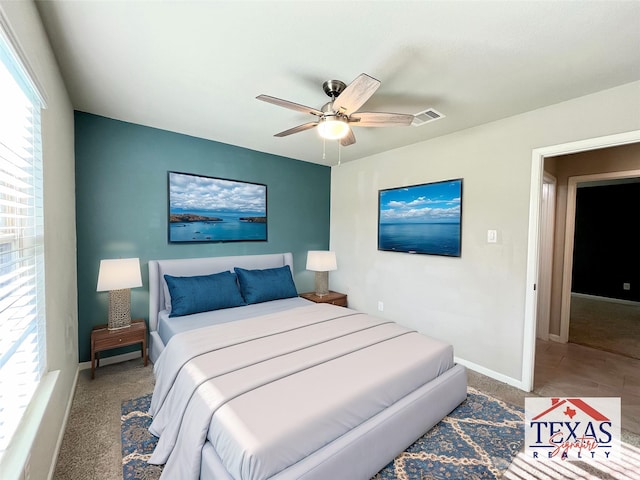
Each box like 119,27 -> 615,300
91,319 -> 147,379
299,291 -> 348,307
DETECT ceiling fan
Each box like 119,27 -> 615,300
257,73 -> 415,147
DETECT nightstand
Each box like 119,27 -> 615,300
91,319 -> 147,379
299,291 -> 348,307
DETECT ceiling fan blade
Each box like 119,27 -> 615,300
274,122 -> 318,137
257,95 -> 323,117
340,128 -> 356,147
349,112 -> 414,127
332,73 -> 381,115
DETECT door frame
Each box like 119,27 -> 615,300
536,172 -> 556,341
522,130 -> 640,392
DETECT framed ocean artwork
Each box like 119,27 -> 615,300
168,171 -> 267,243
378,178 -> 462,256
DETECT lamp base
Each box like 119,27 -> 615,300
314,271 -> 329,297
107,288 -> 132,330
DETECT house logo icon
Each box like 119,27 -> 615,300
525,397 -> 620,461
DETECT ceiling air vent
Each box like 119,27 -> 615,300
412,108 -> 445,126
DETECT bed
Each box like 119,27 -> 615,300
147,252 -> 467,480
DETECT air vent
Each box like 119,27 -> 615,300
412,108 -> 445,126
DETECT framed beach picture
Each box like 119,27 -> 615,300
378,178 -> 462,257
168,171 -> 267,243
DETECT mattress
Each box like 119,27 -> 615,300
148,303 -> 455,480
157,296 -> 312,346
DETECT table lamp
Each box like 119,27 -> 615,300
306,250 -> 337,296
97,258 -> 142,330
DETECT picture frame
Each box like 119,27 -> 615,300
378,178 -> 462,256
168,171 -> 267,243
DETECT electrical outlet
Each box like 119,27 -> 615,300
487,230 -> 497,243
623,282 -> 631,291
377,301 -> 384,312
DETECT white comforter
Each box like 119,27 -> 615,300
148,303 -> 454,480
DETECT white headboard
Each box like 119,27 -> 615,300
148,252 -> 293,332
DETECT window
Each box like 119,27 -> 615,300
0,29 -> 45,459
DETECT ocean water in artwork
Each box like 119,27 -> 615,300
169,211 -> 267,242
379,223 -> 460,256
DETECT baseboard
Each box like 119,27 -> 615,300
548,334 -> 562,342
571,292 -> 640,306
78,350 -> 145,370
47,366 -> 79,480
454,356 -> 526,391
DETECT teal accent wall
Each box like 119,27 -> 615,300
75,112 -> 331,362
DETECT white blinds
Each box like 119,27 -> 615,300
0,32 -> 45,457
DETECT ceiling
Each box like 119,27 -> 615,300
34,1 -> 640,167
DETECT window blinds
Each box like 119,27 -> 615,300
0,31 -> 45,458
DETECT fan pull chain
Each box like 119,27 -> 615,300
322,138 -> 326,161
338,141 -> 341,166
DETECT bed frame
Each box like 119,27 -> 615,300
148,252 -> 467,480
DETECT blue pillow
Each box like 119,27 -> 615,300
234,265 -> 298,304
164,271 -> 246,317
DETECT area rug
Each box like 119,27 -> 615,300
121,387 -> 524,480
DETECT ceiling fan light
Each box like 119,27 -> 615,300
318,117 -> 350,140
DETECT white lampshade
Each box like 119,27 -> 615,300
306,251 -> 337,272
97,258 -> 142,292
317,118 -> 350,140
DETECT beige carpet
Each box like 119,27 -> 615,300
54,360 -> 155,480
569,294 -> 640,360
54,361 -> 529,480
53,359 -> 640,479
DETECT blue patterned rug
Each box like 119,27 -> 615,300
121,387 -> 524,480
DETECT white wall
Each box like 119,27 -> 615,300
330,81 -> 640,386
0,1 -> 77,479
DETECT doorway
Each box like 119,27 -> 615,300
558,169 -> 640,343
522,130 -> 640,392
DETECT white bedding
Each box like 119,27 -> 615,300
148,303 -> 455,480
156,297 -> 312,346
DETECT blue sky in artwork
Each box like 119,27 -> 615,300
169,172 -> 266,214
379,180 -> 461,224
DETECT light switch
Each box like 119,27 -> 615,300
487,230 -> 497,243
